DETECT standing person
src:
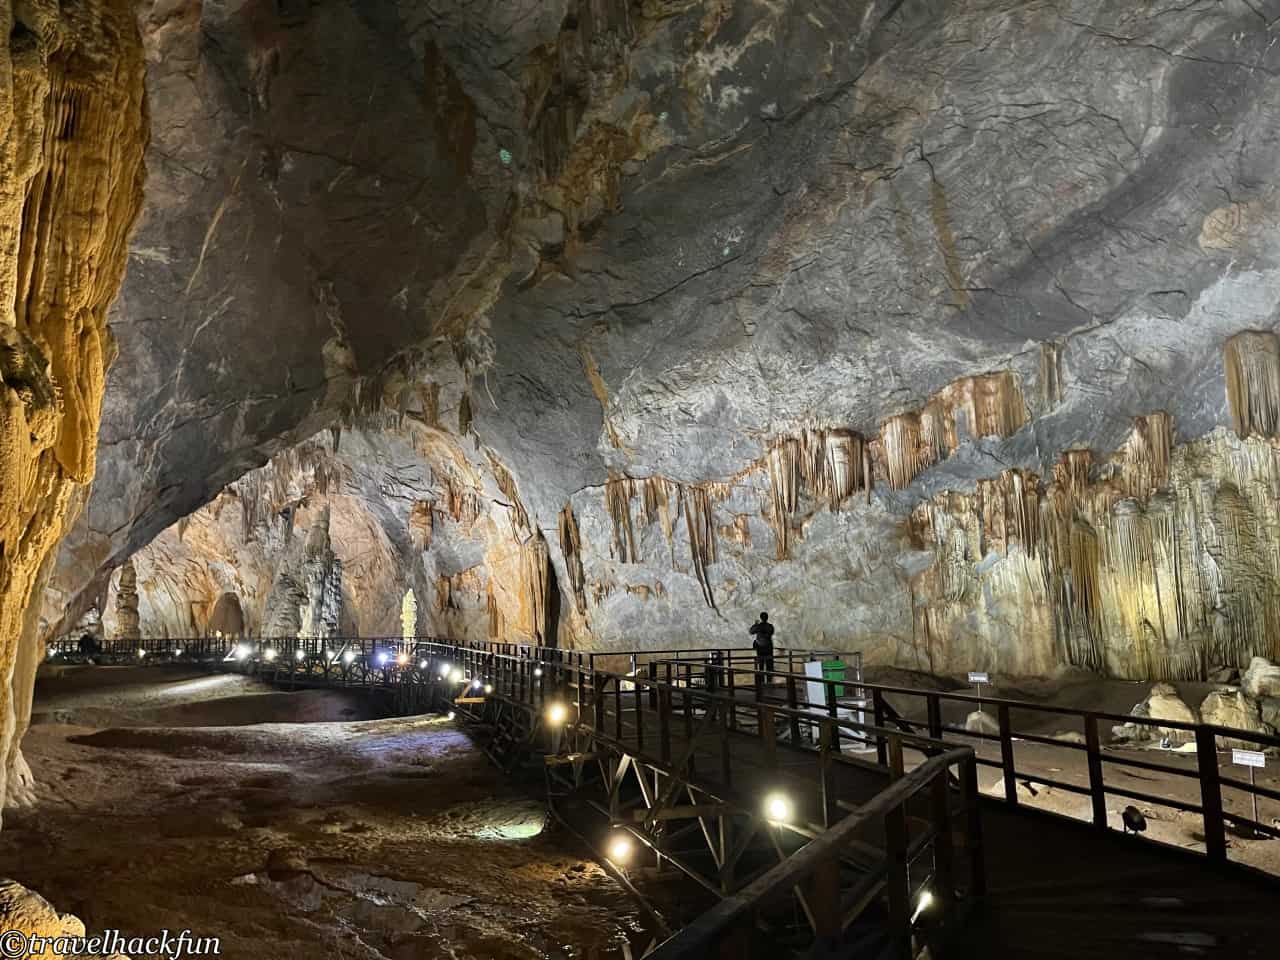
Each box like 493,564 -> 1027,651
749,612 -> 775,684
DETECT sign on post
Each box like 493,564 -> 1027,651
1232,749 -> 1266,837
967,672 -> 989,685
1232,748 -> 1265,769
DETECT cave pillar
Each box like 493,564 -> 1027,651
0,1 -> 148,812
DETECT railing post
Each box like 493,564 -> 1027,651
874,689 -> 888,767
1085,714 -> 1107,829
726,659 -> 737,730
719,704 -> 731,787
1196,725 -> 1227,862
759,706 -> 777,769
931,769 -> 955,909
997,703 -> 1017,804
886,803 -> 912,959
808,855 -> 841,947
819,719 -> 835,827
963,756 -> 986,897
927,693 -> 943,740
659,687 -> 672,765
594,673 -> 605,734
648,661 -> 658,709
888,733 -> 904,781
786,676 -> 801,744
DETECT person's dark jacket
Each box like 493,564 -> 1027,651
749,620 -> 775,651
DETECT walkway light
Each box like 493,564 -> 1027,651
137,648 -> 147,659
911,889 -> 934,924
764,792 -> 792,824
484,683 -> 493,694
547,703 -> 568,726
397,653 -> 408,666
295,648 -> 306,661
264,648 -> 277,662
377,652 -> 389,666
447,711 -> 456,720
471,679 -> 482,691
174,648 -> 183,657
534,666 -> 543,678
343,650 -> 356,664
608,834 -> 632,863
419,660 -> 428,669
325,649 -> 335,661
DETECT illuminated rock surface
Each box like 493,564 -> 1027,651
14,0 -> 1280,796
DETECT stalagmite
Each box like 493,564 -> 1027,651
113,561 -> 141,645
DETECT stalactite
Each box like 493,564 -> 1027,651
641,476 -> 677,543
682,485 -> 717,609
422,381 -> 441,428
487,453 -> 529,531
766,437 -> 800,558
409,501 -> 434,551
881,413 -> 928,490
558,505 -> 587,613
459,390 -> 473,435
1040,341 -> 1063,408
605,472 -> 638,562
1224,330 -> 1280,438
1115,412 -> 1173,500
522,532 -> 552,643
486,586 -> 503,639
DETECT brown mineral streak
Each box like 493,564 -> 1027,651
0,0 -> 147,807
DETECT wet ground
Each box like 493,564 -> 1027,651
4,665 -> 651,959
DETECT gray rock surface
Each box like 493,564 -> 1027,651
32,1 -> 1280,686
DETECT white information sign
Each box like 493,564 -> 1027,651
1232,748 -> 1266,769
968,672 -> 990,685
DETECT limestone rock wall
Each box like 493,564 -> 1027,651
32,0 -> 1280,693
1,1 -> 145,810
110,385 -> 556,648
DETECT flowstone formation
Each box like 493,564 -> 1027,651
1,1 -> 146,809
29,1 -> 1280,699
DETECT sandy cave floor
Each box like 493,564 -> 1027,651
1,665 -> 652,959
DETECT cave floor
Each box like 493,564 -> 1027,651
2,665 -> 651,959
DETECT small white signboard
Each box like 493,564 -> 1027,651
1232,749 -> 1266,769
968,672 -> 990,685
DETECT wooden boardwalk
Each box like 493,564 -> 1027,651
54,635 -> 1280,958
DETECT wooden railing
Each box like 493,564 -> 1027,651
51,634 -> 1279,877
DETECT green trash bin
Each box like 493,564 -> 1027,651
822,659 -> 846,698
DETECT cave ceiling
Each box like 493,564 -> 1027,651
39,0 -> 1280,681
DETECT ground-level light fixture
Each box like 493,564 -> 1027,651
607,834 -> 632,863
763,791 -> 793,824
471,679 -> 482,691
264,648 -> 277,662
343,650 -> 356,664
546,703 -> 568,726
137,648 -> 147,659
911,889 -> 934,924
419,660 -> 429,669
397,653 -> 408,666
447,711 -> 456,720
174,648 -> 183,657
295,648 -> 306,661
534,666 -> 543,678
483,683 -> 493,694
325,649 -> 335,661
377,652 -> 389,666
233,645 -> 249,660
